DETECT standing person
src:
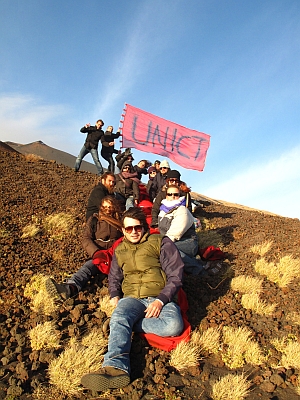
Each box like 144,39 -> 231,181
100,126 -> 121,173
158,185 -> 206,275
151,159 -> 170,198
80,207 -> 184,392
86,172 -> 116,221
45,196 -> 123,300
151,170 -> 192,227
115,162 -> 140,210
74,120 -> 104,174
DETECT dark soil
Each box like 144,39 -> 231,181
1,149 -> 300,399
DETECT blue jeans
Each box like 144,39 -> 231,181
74,145 -> 103,175
102,297 -> 183,374
66,259 -> 100,291
175,235 -> 205,275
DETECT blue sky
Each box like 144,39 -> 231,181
1,0 -> 299,218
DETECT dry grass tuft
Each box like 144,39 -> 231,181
250,241 -> 273,257
200,217 -> 215,230
241,293 -> 277,316
254,255 -> 300,287
211,373 -> 251,400
24,274 -> 58,315
271,336 -> 300,369
43,212 -> 76,240
32,384 -> 66,400
231,275 -> 263,295
169,340 -> 201,371
48,333 -> 107,396
29,321 -> 61,350
286,311 -> 300,326
21,223 -> 40,238
81,328 -> 108,348
99,295 -> 116,317
192,327 -> 221,354
222,326 -> 265,369
196,230 -> 223,249
0,227 -> 10,238
25,153 -> 43,162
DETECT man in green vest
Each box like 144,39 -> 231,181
81,207 -> 184,392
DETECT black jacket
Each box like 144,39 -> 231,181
101,131 -> 121,155
86,182 -> 110,221
80,125 -> 104,150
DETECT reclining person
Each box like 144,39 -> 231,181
46,196 -> 123,300
158,185 -> 206,275
80,207 -> 184,392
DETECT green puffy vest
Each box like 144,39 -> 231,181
115,233 -> 166,298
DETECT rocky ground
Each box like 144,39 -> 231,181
1,148 -> 300,399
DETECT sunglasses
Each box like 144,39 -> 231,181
123,166 -> 130,170
124,225 -> 143,233
168,178 -> 179,183
167,193 -> 180,197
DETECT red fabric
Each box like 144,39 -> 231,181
199,245 -> 225,261
120,104 -> 210,172
140,288 -> 191,352
92,237 -> 124,274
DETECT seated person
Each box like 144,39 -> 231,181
115,162 -> 140,210
146,166 -> 157,202
115,148 -> 134,171
100,126 -> 121,173
151,159 -> 170,198
151,169 -> 192,227
45,196 -> 123,300
158,185 -> 206,275
133,159 -> 150,180
86,172 -> 116,221
80,207 -> 184,392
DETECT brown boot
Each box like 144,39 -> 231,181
81,366 -> 130,392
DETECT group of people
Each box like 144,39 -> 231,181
45,118 -> 214,393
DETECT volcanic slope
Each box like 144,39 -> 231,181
1,149 -> 300,399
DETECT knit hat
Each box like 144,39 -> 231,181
159,160 -> 170,169
148,166 -> 156,174
167,170 -> 181,180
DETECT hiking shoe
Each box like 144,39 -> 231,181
45,278 -> 72,301
81,367 -> 130,392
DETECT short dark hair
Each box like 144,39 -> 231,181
100,172 -> 115,181
96,119 -> 104,125
121,207 -> 149,232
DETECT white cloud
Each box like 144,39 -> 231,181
204,146 -> 300,218
0,93 -> 81,154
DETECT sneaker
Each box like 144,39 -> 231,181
45,278 -> 72,301
81,367 -> 130,392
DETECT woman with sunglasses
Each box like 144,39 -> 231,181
45,196 -> 123,301
151,169 -> 192,227
158,185 -> 206,275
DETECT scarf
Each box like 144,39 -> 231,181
159,196 -> 186,214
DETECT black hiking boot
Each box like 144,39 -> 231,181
45,278 -> 77,301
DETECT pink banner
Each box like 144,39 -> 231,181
120,104 -> 210,171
